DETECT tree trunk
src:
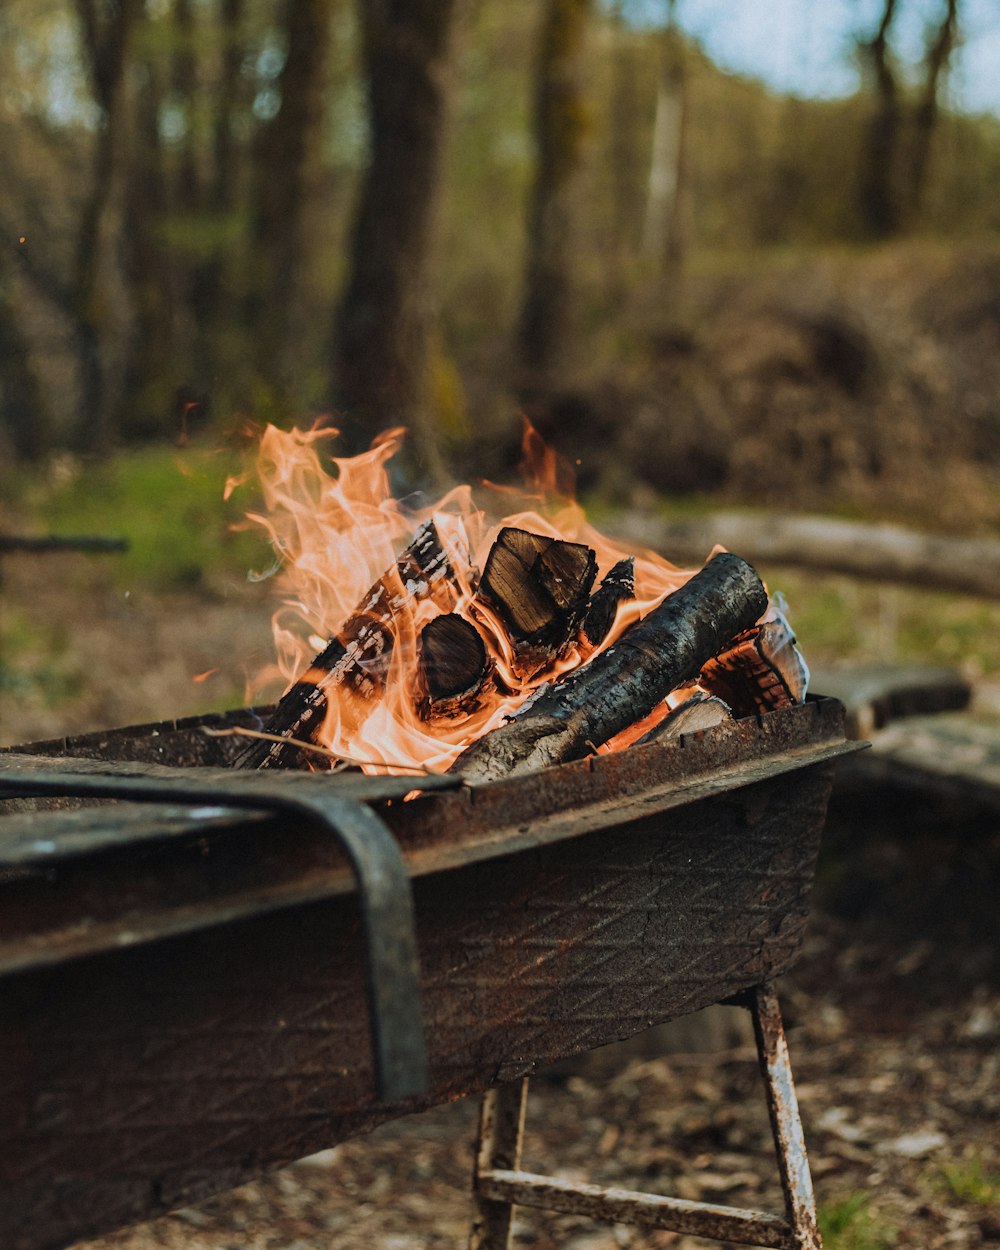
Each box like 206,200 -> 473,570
516,0 -> 592,400
119,9 -> 181,443
71,0 -> 142,455
642,0 -> 687,280
249,0 -> 332,406
857,0 -> 901,239
908,0 -> 959,217
0,270 -> 49,460
605,4 -> 643,302
332,0 -> 456,483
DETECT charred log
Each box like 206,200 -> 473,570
451,552 -> 767,782
476,526 -> 597,674
699,619 -> 808,719
235,520 -> 460,769
580,556 -> 634,648
417,613 -> 492,718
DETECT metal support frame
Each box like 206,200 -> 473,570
0,767 -> 430,1102
469,983 -> 822,1250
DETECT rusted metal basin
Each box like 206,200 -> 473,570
0,697 -> 856,1250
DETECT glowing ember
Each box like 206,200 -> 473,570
239,423 -> 736,775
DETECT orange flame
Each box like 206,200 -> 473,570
240,423 -> 712,775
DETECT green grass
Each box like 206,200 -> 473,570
0,608 -> 84,709
766,571 -> 1000,676
936,1155 -> 1000,1206
818,1193 -> 898,1250
10,444 -> 272,591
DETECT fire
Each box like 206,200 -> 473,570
241,422 -> 709,775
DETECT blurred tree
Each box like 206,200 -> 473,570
908,0 -> 960,216
642,0 -> 687,283
516,0 -> 592,400
71,0 -> 143,454
118,1 -> 181,442
605,3 -> 646,301
249,0 -> 334,411
0,259 -> 50,460
857,0 -> 901,239
857,0 -> 964,238
333,0 -> 456,480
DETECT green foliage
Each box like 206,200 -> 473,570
818,1193 -> 898,1250
936,1155 -> 1000,1206
17,445 -> 271,592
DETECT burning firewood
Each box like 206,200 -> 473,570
235,519 -> 462,769
450,552 -> 768,783
475,527 -> 598,675
580,556 -> 635,649
699,617 -> 808,718
637,692 -> 733,744
417,613 -> 493,719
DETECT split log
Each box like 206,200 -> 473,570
580,556 -> 635,648
699,619 -> 808,719
235,520 -> 460,769
476,527 -> 597,674
451,552 -> 767,783
417,614 -> 492,718
637,693 -> 733,744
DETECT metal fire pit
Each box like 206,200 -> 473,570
0,697 -> 858,1250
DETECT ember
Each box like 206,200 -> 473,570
234,424 -> 807,776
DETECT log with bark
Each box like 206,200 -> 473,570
235,520 -> 461,769
617,510 -> 1000,601
450,552 -> 767,783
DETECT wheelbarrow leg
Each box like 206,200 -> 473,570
468,984 -> 823,1249
751,983 -> 823,1250
469,1078 -> 529,1250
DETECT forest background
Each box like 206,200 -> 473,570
2,0 -> 1000,734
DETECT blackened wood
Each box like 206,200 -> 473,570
699,619 -> 808,719
418,613 -> 492,717
477,527 -> 598,654
452,552 -> 767,782
235,520 -> 458,769
581,556 -> 634,648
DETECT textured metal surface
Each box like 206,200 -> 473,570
0,765 -> 451,1102
0,698 -> 852,1250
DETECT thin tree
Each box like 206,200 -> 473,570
516,0 -> 592,399
333,0 -> 456,482
642,0 -> 688,281
118,11 -> 179,442
249,0 -> 333,409
908,0 -> 960,216
856,0 -> 901,239
71,0 -> 143,454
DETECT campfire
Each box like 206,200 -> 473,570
231,423 -> 808,780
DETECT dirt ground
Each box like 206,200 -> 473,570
1,554 -> 999,1250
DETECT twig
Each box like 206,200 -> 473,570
201,725 -> 432,775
